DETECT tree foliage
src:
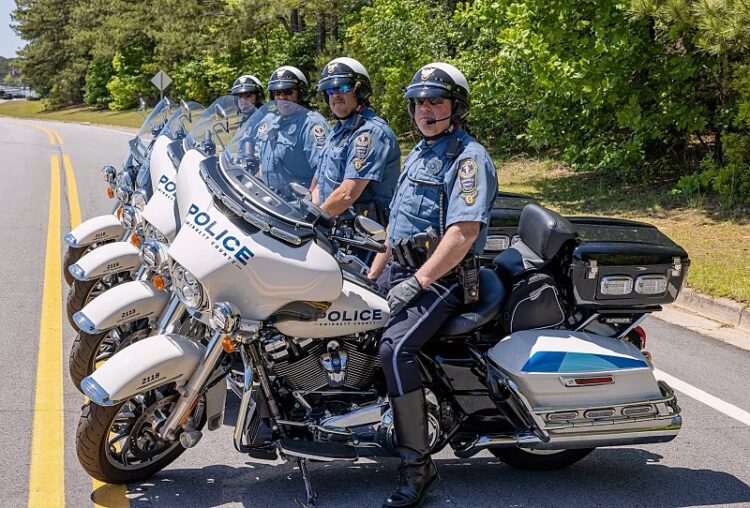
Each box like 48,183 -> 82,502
10,0 -> 750,207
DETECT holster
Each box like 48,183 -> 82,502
456,255 -> 480,304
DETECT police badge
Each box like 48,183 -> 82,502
458,159 -> 479,205
426,157 -> 443,175
287,124 -> 297,135
257,122 -> 268,137
353,132 -> 371,171
328,63 -> 337,74
312,124 -> 326,147
276,69 -> 285,79
421,67 -> 435,81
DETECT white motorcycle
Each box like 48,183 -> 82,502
75,102 -> 687,507
68,96 -> 240,391
63,98 -> 176,285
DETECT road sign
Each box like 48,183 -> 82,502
151,70 -> 173,100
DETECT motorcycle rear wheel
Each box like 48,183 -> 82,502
490,447 -> 594,470
76,388 -> 205,484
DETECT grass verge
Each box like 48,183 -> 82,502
0,100 -> 143,129
499,158 -> 750,305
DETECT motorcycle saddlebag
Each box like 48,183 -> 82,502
501,272 -> 566,333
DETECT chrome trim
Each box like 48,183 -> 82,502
64,233 -> 81,248
275,443 -> 357,463
575,312 -> 600,332
616,314 -> 648,340
80,376 -> 114,406
160,330 -> 226,440
154,295 -> 186,335
73,311 -> 101,334
210,301 -> 241,334
233,347 -> 257,452
320,400 -> 388,430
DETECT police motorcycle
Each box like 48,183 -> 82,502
66,100 -> 205,331
75,101 -> 687,506
68,96 -> 241,392
63,98 -> 177,285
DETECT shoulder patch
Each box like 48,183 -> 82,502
312,123 -> 327,147
353,131 -> 372,171
457,158 -> 479,205
257,122 -> 268,136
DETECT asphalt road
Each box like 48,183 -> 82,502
0,117 -> 748,508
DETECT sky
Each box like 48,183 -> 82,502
1,0 -> 23,58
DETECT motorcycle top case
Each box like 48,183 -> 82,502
487,329 -> 660,408
567,217 -> 690,309
480,192 -> 537,263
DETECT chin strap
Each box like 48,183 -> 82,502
422,121 -> 457,142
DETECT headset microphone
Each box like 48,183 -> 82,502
425,114 -> 453,125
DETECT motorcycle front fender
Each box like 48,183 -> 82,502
64,214 -> 124,248
68,241 -> 140,281
73,280 -> 170,334
81,334 -> 205,405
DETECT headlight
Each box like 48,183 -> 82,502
115,184 -> 132,204
209,301 -> 240,333
115,170 -> 134,190
600,275 -> 633,296
101,165 -> 116,184
131,189 -> 148,211
172,263 -> 205,310
143,221 -> 168,243
120,205 -> 140,229
139,240 -> 169,271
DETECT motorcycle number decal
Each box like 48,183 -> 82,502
106,262 -> 120,271
120,308 -> 137,319
141,372 -> 161,386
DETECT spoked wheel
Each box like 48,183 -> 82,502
63,240 -> 115,286
66,271 -> 132,329
69,320 -> 150,392
490,447 -> 594,470
77,387 -> 205,484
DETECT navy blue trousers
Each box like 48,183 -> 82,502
378,264 -> 463,396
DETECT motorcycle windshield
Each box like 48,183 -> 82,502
184,95 -> 242,155
162,101 -> 205,141
131,97 -> 176,163
215,100 -> 324,230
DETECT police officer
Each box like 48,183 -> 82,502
367,63 -> 498,508
252,65 -> 329,200
310,57 -> 399,223
231,74 -> 264,125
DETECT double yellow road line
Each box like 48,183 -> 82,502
26,125 -> 128,507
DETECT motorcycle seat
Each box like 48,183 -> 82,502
442,267 -> 507,336
493,203 -> 576,278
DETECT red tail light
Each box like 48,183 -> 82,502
634,325 -> 647,349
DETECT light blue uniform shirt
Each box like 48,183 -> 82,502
388,127 -> 498,253
315,107 -> 400,215
254,108 -> 329,200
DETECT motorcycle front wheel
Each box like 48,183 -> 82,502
66,272 -> 132,329
490,447 -> 594,470
68,321 -> 150,392
76,387 -> 205,484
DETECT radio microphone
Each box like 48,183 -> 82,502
425,115 -> 452,125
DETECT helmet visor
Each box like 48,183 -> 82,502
268,80 -> 300,91
317,76 -> 356,93
404,83 -> 451,99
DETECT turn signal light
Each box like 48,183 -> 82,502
116,207 -> 123,219
130,234 -> 141,247
152,274 -> 166,291
107,187 -> 115,199
221,335 -> 236,353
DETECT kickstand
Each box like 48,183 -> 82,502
295,459 -> 318,508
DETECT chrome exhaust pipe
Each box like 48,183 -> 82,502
233,348 -> 257,452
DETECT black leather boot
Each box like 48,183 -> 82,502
383,388 -> 438,508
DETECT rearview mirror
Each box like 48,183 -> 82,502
354,216 -> 386,242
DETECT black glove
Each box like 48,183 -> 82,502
387,275 -> 423,315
